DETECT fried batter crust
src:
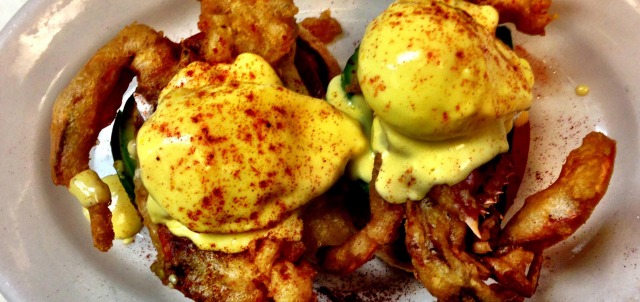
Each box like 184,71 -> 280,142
320,154 -> 405,275
136,179 -> 316,302
299,10 -> 343,44
297,26 -> 342,80
198,0 -> 299,65
403,132 -> 616,301
468,0 -> 556,35
87,201 -> 115,252
501,131 -> 616,251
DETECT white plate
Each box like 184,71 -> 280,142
1,0 -> 639,301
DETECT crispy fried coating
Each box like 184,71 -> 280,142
301,192 -> 357,263
50,23 -> 187,186
320,154 -> 405,274
402,132 -> 616,301
294,26 -> 342,99
405,199 -> 507,302
136,180 -> 315,302
87,201 -> 114,252
300,10 -> 343,44
468,0 -> 556,35
296,26 -> 341,77
276,28 -> 342,99
375,235 -> 414,273
198,0 -> 299,65
483,247 -> 543,298
269,260 -> 317,302
275,43 -> 310,96
154,228 -> 315,302
403,162 -> 523,302
500,132 -> 616,251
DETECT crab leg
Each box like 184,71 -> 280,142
500,132 -> 616,251
320,154 -> 405,274
482,132 -> 616,297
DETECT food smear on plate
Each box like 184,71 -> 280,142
48,0 -> 616,301
575,84 -> 590,96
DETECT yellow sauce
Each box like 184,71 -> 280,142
126,139 -> 137,160
575,84 -> 590,96
327,1 -> 534,203
157,53 -> 283,103
69,171 -> 143,242
69,170 -> 110,208
326,76 -> 375,182
102,175 -> 142,241
371,117 -> 510,202
146,195 -> 303,253
137,54 -> 367,251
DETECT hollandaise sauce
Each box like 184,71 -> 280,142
147,195 -> 303,253
102,175 -> 142,242
69,171 -> 143,243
